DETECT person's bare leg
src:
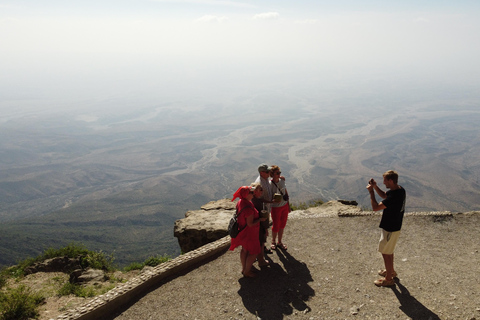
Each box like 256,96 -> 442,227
277,228 -> 284,245
382,253 -> 394,281
271,231 -> 278,249
257,247 -> 268,266
240,248 -> 248,274
243,254 -> 258,277
374,253 -> 395,286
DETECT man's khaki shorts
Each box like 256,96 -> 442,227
378,229 -> 401,254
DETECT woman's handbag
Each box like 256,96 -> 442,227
228,207 -> 246,238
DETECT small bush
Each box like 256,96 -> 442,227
78,250 -> 115,272
124,255 -> 170,272
42,243 -> 90,260
57,283 -> 95,298
143,255 -> 170,267
123,262 -> 143,272
0,285 -> 45,320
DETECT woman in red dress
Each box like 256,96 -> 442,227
229,186 -> 266,278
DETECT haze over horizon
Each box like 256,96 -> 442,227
1,0 -> 479,116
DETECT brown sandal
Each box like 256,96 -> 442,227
270,243 -> 277,250
378,269 -> 397,278
277,242 -> 287,250
374,278 -> 395,287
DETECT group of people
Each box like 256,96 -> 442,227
229,166 -> 406,288
229,164 -> 290,278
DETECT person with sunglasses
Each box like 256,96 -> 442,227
229,186 -> 267,278
269,165 -> 290,251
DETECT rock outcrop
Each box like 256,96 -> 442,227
24,256 -> 83,275
173,199 -> 363,253
174,199 -> 235,253
70,268 -> 107,284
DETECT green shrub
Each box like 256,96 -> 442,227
124,254 -> 170,271
0,285 -> 44,320
57,283 -> 95,298
123,262 -> 143,272
143,255 -> 170,267
78,250 -> 115,272
42,243 -> 91,260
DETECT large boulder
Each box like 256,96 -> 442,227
174,199 -> 235,253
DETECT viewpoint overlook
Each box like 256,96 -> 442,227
9,201 -> 479,320
2,2 -> 480,319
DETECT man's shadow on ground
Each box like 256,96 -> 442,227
391,279 -> 440,320
237,248 -> 314,320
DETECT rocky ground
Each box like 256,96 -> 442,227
8,203 -> 480,320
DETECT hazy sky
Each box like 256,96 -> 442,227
1,1 -> 480,114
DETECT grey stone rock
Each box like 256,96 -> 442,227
201,198 -> 236,211
174,199 -> 236,253
24,256 -> 82,275
70,268 -> 106,284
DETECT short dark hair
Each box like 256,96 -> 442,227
383,170 -> 398,184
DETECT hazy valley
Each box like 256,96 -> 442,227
1,87 -> 480,268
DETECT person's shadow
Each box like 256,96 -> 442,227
237,248 -> 315,320
391,279 -> 440,320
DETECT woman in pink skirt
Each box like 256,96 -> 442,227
270,165 -> 290,251
229,186 -> 267,278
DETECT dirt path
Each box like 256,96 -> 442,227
110,212 -> 480,320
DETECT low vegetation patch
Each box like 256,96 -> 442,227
0,285 -> 45,320
124,254 -> 171,271
0,243 -> 170,318
57,282 -> 95,298
1,243 -> 115,279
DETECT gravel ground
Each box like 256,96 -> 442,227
110,211 -> 480,320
